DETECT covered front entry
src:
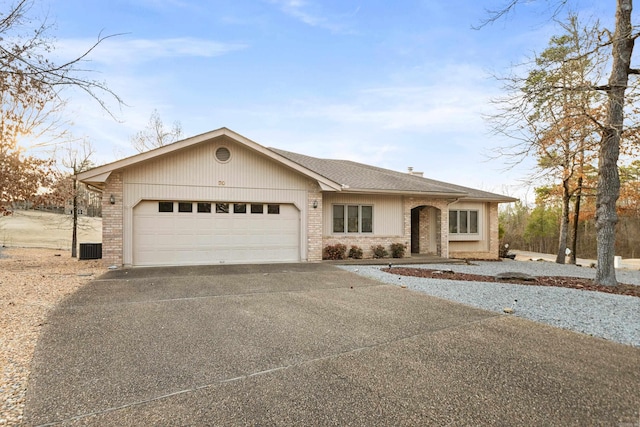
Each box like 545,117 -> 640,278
410,205 -> 442,256
132,200 -> 300,266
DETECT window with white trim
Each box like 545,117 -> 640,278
449,210 -> 478,234
333,205 -> 373,233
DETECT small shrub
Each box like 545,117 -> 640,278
323,243 -> 347,260
348,245 -> 363,259
390,243 -> 407,258
371,244 -> 388,259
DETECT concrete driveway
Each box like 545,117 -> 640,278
25,263 -> 640,426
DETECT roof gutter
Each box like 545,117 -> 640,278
341,188 -> 468,198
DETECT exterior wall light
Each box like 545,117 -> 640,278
312,200 -> 318,209
110,194 -> 115,205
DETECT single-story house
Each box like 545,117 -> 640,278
77,127 -> 516,267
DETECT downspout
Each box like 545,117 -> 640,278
441,198 -> 460,259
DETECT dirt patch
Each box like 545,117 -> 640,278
0,248 -> 105,425
382,267 -> 640,298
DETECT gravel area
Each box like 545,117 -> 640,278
339,259 -> 640,348
0,248 -> 104,426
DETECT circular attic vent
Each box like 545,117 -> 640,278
215,146 -> 231,163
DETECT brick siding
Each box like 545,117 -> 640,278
102,172 -> 123,266
307,189 -> 323,261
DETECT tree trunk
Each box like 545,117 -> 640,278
595,0 -> 634,286
72,179 -> 78,258
569,175 -> 582,265
555,179 -> 571,264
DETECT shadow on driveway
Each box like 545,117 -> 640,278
25,263 -> 640,426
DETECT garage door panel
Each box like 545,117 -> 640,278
133,201 -> 300,266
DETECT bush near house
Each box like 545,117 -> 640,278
348,245 -> 363,259
323,243 -> 347,260
371,244 -> 388,259
390,243 -> 407,258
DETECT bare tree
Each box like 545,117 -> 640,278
482,0 -> 639,286
49,140 -> 96,257
488,16 -> 605,264
0,0 -> 124,116
130,109 -> 183,153
0,0 -> 123,214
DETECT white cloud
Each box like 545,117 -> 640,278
266,0 -> 356,34
284,67 -> 496,135
55,37 -> 248,66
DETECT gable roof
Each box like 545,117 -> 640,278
77,127 -> 515,203
271,148 -> 516,202
76,127 -> 342,191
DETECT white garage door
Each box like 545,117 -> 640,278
133,201 -> 300,266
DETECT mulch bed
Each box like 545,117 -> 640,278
381,267 -> 640,298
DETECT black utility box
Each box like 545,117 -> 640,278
79,243 -> 102,260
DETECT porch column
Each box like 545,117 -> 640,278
102,172 -> 123,267
307,188 -> 323,261
440,204 -> 449,258
488,202 -> 499,257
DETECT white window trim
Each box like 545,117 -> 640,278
449,209 -> 481,241
332,204 -> 373,234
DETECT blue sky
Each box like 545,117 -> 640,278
35,0 -> 616,201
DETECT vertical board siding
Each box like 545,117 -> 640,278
322,194 -> 403,236
123,137 -> 310,190
120,137 -> 314,266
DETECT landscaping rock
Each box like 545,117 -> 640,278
495,272 -> 537,282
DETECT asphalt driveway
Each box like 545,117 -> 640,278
25,263 -> 640,426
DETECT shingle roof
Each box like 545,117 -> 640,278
270,148 -> 515,202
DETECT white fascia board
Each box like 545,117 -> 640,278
319,181 -> 340,192
76,127 -> 343,191
80,171 -> 112,184
77,128 -> 229,181
342,188 -> 468,198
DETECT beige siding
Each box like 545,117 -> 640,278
123,137 -> 310,190
119,139 -> 314,266
448,201 -> 491,255
322,193 -> 403,236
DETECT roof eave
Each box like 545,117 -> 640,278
452,196 -> 519,203
464,197 -> 518,203
76,127 -> 343,191
339,188 -> 517,203
340,188 -> 468,198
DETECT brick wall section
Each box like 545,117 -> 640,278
489,202 -> 499,256
323,236 -> 409,259
418,207 -> 429,253
449,250 -> 498,260
322,197 -> 450,260
435,209 -> 442,256
404,198 -> 449,258
102,172 -> 123,266
307,188 -> 323,261
417,207 -> 442,255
